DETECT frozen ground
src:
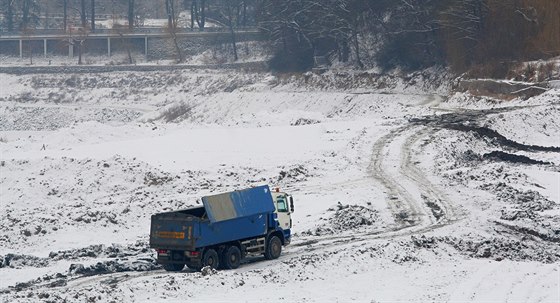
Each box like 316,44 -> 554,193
0,69 -> 559,302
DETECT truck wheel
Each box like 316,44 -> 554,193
162,263 -> 184,272
202,249 -> 220,269
265,235 -> 282,260
222,246 -> 241,270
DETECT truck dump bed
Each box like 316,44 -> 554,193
149,208 -> 201,251
150,185 -> 276,250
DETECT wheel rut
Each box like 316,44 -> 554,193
7,99 -> 546,293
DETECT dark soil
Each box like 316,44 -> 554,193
483,151 -> 551,165
446,125 -> 560,152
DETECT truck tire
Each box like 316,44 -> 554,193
264,235 -> 282,260
202,249 -> 220,269
162,263 -> 184,272
222,246 -> 241,270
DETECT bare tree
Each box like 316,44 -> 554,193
90,0 -> 95,31
216,0 -> 247,61
128,0 -> 134,30
70,27 -> 89,65
21,0 -> 39,30
80,0 -> 86,29
311,0 -> 368,67
65,2 -> 90,65
225,0 -> 239,61
439,0 -> 488,70
165,0 -> 175,29
165,0 -> 184,62
62,0 -> 67,31
2,0 -> 15,31
260,0 -> 360,67
22,0 -> 40,63
112,23 -> 134,64
190,0 -> 206,31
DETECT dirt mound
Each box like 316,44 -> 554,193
49,241 -> 151,261
411,235 -> 559,263
3,257 -> 159,293
0,254 -> 49,269
68,258 -> 159,277
302,204 -> 380,236
277,165 -> 310,183
480,182 -> 556,216
291,118 -> 321,126
1,242 -> 151,271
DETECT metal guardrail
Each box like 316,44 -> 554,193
0,26 -> 259,38
0,28 -> 261,41
0,26 -> 264,61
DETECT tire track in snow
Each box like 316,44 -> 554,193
8,99 -> 546,294
400,127 -> 463,223
369,125 -> 427,226
6,122 -> 460,294
369,123 -> 462,231
108,102 -> 551,286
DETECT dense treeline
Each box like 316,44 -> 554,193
1,0 -> 559,72
260,0 -> 560,72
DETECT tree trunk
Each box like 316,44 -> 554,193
45,0 -> 50,29
226,2 -> 238,61
91,0 -> 95,32
339,39 -> 349,63
166,0 -> 173,30
353,30 -> 363,68
120,33 -> 133,64
230,25 -> 238,61
28,35 -> 33,65
128,0 -> 135,30
172,33 -> 184,63
78,41 -> 83,65
80,0 -> 87,29
198,0 -> 206,30
63,0 -> 67,31
242,1 -> 247,27
22,0 -> 30,30
166,0 -> 183,62
7,0 -> 14,31
191,0 -> 196,29
236,4 -> 241,27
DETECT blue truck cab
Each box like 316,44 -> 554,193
149,185 -> 294,271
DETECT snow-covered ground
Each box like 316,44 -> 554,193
0,69 -> 559,302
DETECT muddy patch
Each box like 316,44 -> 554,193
445,124 -> 560,152
483,151 -> 551,165
411,109 -> 560,153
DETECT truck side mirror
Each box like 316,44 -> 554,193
289,196 -> 294,213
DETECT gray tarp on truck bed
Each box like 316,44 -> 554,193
202,185 -> 275,223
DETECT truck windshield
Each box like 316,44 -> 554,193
276,196 -> 288,212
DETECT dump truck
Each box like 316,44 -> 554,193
150,185 -> 294,271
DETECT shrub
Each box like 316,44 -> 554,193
467,61 -> 517,79
268,47 -> 314,73
536,62 -> 556,81
157,102 -> 193,123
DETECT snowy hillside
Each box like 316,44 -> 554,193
1,69 -> 559,302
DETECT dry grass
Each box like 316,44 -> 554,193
156,102 -> 193,123
467,60 -> 558,82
